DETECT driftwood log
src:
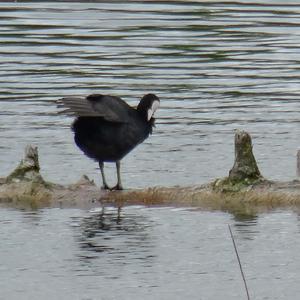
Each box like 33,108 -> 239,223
0,130 -> 299,214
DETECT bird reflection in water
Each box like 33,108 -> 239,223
78,209 -> 122,256
75,208 -> 154,263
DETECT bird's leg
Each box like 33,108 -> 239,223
99,162 -> 110,190
116,160 -> 123,190
111,161 -> 123,190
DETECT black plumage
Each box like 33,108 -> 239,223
58,93 -> 160,190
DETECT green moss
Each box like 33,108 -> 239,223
6,166 -> 42,183
212,176 -> 263,192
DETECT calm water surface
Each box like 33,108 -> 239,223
0,1 -> 300,187
1,2 -> 300,299
1,206 -> 300,300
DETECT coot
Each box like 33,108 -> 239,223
58,93 -> 160,190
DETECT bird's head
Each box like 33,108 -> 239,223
137,93 -> 160,121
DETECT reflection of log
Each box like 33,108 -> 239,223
0,131 -> 300,213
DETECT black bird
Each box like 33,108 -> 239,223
58,93 -> 160,190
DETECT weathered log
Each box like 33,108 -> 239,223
0,131 -> 299,213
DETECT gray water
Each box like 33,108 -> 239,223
1,2 -> 300,299
1,206 -> 300,300
0,1 -> 300,187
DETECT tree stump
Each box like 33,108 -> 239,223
213,130 -> 263,191
1,145 -> 52,208
6,145 -> 45,184
228,130 -> 262,181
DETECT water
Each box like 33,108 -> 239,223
1,2 -> 300,298
0,206 -> 299,300
0,1 -> 299,188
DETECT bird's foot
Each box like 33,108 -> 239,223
110,184 -> 123,191
101,184 -> 111,190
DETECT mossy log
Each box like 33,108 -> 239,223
0,131 -> 299,214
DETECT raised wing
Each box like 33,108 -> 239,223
58,94 -> 132,123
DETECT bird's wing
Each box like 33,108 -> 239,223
57,94 -> 132,122
57,96 -> 98,116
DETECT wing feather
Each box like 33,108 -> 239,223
57,94 -> 132,122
